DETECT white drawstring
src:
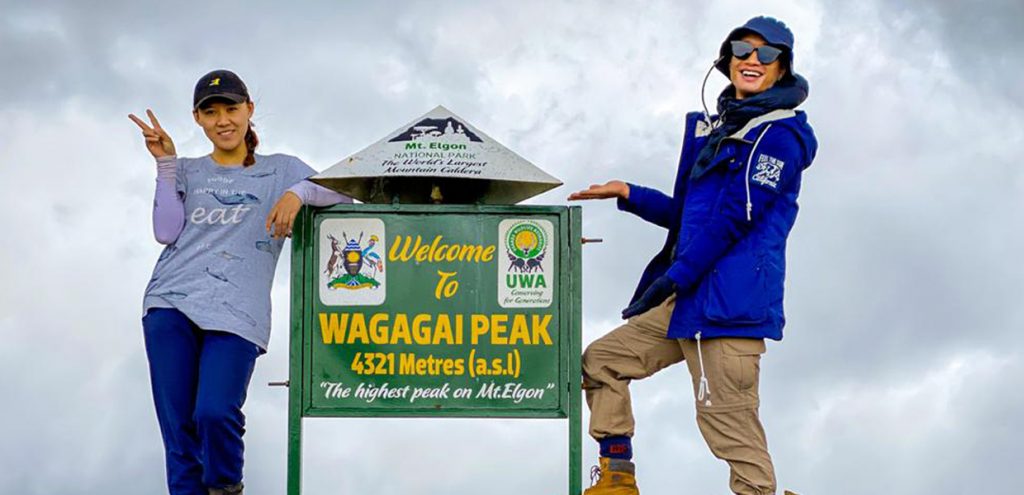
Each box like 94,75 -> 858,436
695,331 -> 712,406
744,123 -> 773,221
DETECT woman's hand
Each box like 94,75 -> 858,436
266,191 -> 303,239
129,109 -> 176,159
567,180 -> 630,201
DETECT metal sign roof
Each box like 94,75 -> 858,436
311,105 -> 562,204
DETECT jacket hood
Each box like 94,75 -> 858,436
773,110 -> 818,171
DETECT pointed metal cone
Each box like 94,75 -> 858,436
311,105 -> 562,204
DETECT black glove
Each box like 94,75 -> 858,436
621,275 -> 676,319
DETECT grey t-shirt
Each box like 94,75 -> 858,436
143,153 -> 315,349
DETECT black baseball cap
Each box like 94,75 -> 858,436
193,69 -> 250,109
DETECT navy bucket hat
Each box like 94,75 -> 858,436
715,16 -> 797,79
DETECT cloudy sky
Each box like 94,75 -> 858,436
2,0 -> 1022,493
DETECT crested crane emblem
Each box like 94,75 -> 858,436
326,232 -> 384,290
319,218 -> 387,306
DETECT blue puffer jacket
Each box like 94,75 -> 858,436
618,109 -> 818,340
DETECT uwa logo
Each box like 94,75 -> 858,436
498,219 -> 554,308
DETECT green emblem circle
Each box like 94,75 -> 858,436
506,222 -> 546,259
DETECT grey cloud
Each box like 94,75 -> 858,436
900,0 -> 1023,100
819,0 -> 1024,105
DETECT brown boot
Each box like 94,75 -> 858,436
583,457 -> 639,495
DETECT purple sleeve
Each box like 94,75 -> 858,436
286,180 -> 353,207
153,156 -> 185,244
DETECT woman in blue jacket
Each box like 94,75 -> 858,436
569,16 -> 818,495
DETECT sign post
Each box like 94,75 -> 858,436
283,107 -> 583,494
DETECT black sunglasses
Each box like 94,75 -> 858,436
730,40 -> 784,65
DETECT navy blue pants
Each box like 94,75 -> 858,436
143,308 -> 261,495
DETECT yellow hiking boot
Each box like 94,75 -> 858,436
583,457 -> 638,495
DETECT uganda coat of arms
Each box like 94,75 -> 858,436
319,218 -> 387,306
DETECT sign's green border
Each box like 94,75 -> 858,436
287,203 -> 583,494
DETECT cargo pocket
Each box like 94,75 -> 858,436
722,338 -> 765,396
702,256 -> 769,324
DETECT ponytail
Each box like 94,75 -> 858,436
243,121 -> 259,167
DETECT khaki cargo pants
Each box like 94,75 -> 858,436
583,295 -> 776,495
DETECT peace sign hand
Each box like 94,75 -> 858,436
128,109 -> 176,159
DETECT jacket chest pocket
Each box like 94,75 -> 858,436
702,253 -> 769,325
725,142 -> 753,172
705,144 -> 742,174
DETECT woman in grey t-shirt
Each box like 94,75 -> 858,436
129,69 -> 349,495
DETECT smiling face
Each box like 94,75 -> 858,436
193,100 -> 254,155
729,33 -> 787,100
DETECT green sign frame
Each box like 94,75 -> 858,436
286,203 -> 583,494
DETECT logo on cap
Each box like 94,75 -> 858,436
209,78 -> 221,86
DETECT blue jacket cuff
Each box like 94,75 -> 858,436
665,260 -> 697,291
616,183 -> 642,212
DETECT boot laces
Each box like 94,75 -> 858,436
589,464 -> 602,486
